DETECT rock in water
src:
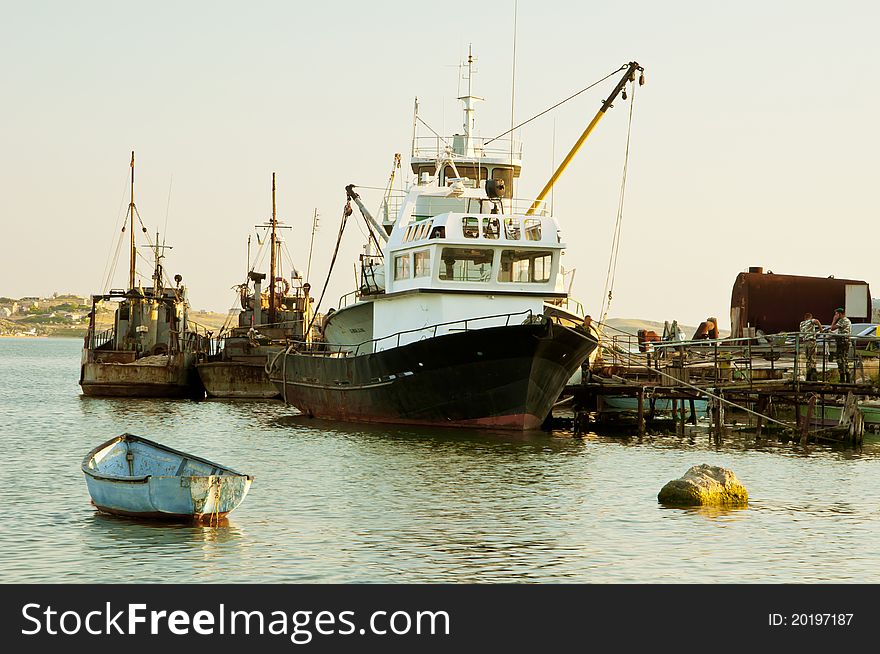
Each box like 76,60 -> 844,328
658,464 -> 748,507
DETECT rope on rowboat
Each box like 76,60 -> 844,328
204,476 -> 222,527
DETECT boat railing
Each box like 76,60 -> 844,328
337,290 -> 360,310
507,198 -> 550,216
411,136 -> 523,161
546,296 -> 585,317
336,256 -> 386,309
182,321 -> 214,355
291,309 -> 536,358
92,327 -> 115,350
378,191 -> 407,224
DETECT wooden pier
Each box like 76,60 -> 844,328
558,331 -> 880,446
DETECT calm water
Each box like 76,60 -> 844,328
2,337 -> 880,583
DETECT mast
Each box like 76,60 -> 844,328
269,172 -> 277,325
526,61 -> 644,215
129,151 -> 136,289
254,176 -> 291,325
457,45 -> 483,157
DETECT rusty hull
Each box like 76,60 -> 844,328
196,359 -> 281,399
80,354 -> 203,398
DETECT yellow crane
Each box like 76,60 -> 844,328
527,61 -> 644,215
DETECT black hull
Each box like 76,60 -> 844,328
268,321 -> 596,430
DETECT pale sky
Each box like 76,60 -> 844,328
2,1 -> 877,330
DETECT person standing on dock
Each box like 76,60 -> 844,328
828,307 -> 852,383
799,312 -> 821,381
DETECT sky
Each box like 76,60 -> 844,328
2,1 -> 878,330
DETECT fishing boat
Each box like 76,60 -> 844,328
79,152 -> 210,398
196,174 -> 313,399
82,433 -> 253,521
267,55 -> 643,430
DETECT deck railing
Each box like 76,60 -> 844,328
91,327 -> 115,350
596,330 -> 877,388
411,136 -> 523,162
289,309 -> 536,359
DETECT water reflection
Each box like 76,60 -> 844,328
11,337 -> 880,582
78,394 -> 190,422
658,504 -> 750,520
270,413 -> 584,448
83,511 -> 245,552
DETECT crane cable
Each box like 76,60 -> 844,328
598,79 -> 637,342
301,195 -> 352,340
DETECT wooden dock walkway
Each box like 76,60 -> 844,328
557,331 -> 880,446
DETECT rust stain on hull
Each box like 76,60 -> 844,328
196,360 -> 280,399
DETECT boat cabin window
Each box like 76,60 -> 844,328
119,306 -> 130,320
393,253 -> 411,280
482,216 -> 500,239
443,165 -> 487,186
524,218 -> 542,241
498,250 -> 553,283
404,221 -> 432,242
413,249 -> 431,278
462,216 -> 480,238
430,226 -> 445,239
503,218 -> 521,240
415,165 -> 435,181
418,221 -> 432,240
439,247 -> 494,282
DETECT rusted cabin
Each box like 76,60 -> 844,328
730,267 -> 872,337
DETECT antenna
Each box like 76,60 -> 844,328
509,1 -> 518,209
307,208 -> 319,282
411,97 -> 419,159
163,175 -> 173,250
151,230 -> 172,291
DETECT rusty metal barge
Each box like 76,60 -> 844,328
195,174 -> 313,399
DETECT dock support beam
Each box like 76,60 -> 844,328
637,388 -> 645,436
799,395 -> 815,445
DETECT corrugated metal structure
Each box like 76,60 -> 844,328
730,266 -> 872,337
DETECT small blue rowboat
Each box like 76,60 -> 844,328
82,433 -> 253,522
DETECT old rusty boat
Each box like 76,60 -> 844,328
79,152 -> 209,398
195,174 -> 314,399
266,55 -> 641,430
82,433 -> 253,521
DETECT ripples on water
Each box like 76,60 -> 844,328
2,338 -> 880,583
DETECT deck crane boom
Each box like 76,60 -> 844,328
527,61 -> 644,215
